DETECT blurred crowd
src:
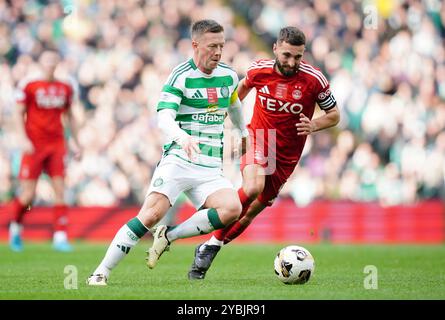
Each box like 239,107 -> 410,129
0,0 -> 444,207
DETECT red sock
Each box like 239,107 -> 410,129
53,205 -> 68,232
10,198 -> 28,223
238,187 -> 251,207
223,221 -> 249,244
214,188 -> 253,241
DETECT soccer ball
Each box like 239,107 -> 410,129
274,245 -> 315,284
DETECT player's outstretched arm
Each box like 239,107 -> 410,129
296,105 -> 340,136
227,94 -> 249,156
237,78 -> 253,101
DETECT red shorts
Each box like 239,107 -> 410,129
19,143 -> 66,180
240,144 -> 297,207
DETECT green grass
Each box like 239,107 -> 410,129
1,242 -> 444,300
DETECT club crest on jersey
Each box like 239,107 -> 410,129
153,178 -> 164,187
292,89 -> 302,100
220,86 -> 229,98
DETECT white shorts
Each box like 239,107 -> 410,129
146,155 -> 234,209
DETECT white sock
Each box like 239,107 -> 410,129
93,218 -> 148,278
205,236 -> 224,247
166,208 -> 225,242
9,222 -> 23,236
53,231 -> 68,243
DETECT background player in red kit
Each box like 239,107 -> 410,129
188,26 -> 340,279
8,50 -> 81,252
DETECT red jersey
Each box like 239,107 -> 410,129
16,78 -> 73,146
244,59 -> 336,164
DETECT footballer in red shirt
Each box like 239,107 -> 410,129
8,50 -> 81,252
189,27 -> 340,279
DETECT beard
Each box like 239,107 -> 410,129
275,59 -> 298,77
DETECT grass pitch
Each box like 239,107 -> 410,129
1,242 -> 444,300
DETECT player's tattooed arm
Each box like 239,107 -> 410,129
295,105 -> 340,135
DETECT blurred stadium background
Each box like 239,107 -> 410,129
0,0 -> 444,244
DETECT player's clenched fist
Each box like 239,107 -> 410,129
295,113 -> 315,136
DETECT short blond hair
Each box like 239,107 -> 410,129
191,19 -> 224,40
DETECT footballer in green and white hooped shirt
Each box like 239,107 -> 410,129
87,19 -> 248,285
157,56 -> 238,169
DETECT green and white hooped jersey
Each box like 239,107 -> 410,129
157,58 -> 239,169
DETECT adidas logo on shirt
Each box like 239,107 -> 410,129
192,90 -> 204,99
259,85 -> 270,94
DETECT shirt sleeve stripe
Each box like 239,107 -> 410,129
299,66 -> 328,88
157,101 -> 179,111
162,85 -> 183,98
300,62 -> 329,86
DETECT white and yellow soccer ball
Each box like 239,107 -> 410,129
274,245 -> 315,284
